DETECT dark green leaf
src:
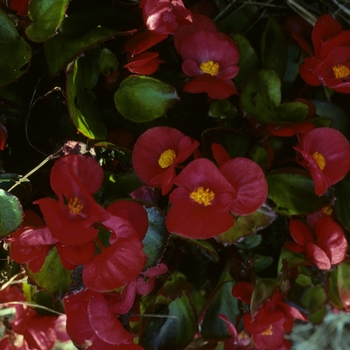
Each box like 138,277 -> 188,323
337,261 -> 350,310
334,174 -> 350,231
201,280 -> 239,340
266,172 -> 333,215
114,75 -> 180,122
216,203 -> 277,244
66,49 -> 107,139
143,206 -> 170,269
233,33 -> 260,90
0,189 -> 23,237
26,0 -> 69,42
98,48 -> 119,76
26,247 -> 72,300
301,285 -> 327,324
260,17 -> 287,78
0,8 -> 32,87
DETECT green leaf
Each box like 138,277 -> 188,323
240,69 -> 309,123
201,280 -> 239,340
0,8 -> 32,87
44,6 -> 141,76
301,284 -> 327,324
114,75 -> 180,122
233,33 -> 260,90
337,261 -> 350,310
328,267 -> 345,310
208,100 -> 237,120
66,49 -> 107,139
216,203 -> 277,244
260,17 -> 287,78
143,206 -> 170,269
26,0 -> 69,42
0,189 -> 23,237
251,278 -> 280,317
140,292 -> 196,350
26,247 -> 72,299
98,48 -> 119,76
266,172 -> 333,215
157,271 -> 192,303
334,174 -> 350,231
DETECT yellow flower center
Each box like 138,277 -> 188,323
332,64 -> 350,79
322,205 -> 333,216
68,197 -> 83,215
158,149 -> 176,168
189,186 -> 215,206
261,324 -> 273,336
200,60 -> 220,76
312,151 -> 326,170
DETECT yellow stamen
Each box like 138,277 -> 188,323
261,324 -> 273,336
190,186 -> 215,206
332,64 -> 350,79
68,197 -> 83,215
322,205 -> 333,216
158,149 -> 176,168
200,60 -> 220,76
312,151 -> 326,170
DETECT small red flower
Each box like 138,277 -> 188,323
294,127 -> 350,196
139,0 -> 192,35
285,215 -> 348,270
177,30 -> 240,99
166,158 -> 236,238
297,14 -> 350,93
132,126 -> 199,195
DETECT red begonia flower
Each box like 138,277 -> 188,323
124,51 -> 164,75
177,30 -> 240,99
132,126 -> 199,195
139,0 -> 192,35
65,289 -> 142,349
298,14 -> 350,93
219,157 -> 268,216
294,127 -> 350,196
35,155 -> 110,245
166,158 -> 236,238
174,12 -> 217,53
285,216 -> 348,270
232,281 -> 254,305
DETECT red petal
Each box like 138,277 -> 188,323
232,281 -> 254,304
124,31 -> 168,55
88,293 -> 133,345
211,143 -> 230,166
219,158 -> 268,216
288,219 -> 314,246
82,237 -> 147,292
305,242 -> 331,270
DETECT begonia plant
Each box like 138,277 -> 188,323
1,1 -> 350,350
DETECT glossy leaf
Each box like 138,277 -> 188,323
337,261 -> 350,310
66,49 -> 107,140
141,292 -> 196,350
266,172 -> 333,215
26,0 -> 69,42
26,247 -> 72,299
143,206 -> 170,269
201,280 -> 239,340
44,6 -> 141,76
114,75 -> 180,122
233,33 -> 260,90
216,203 -> 277,244
240,69 -> 309,123
98,48 -> 119,76
334,174 -> 350,231
0,8 -> 32,87
260,17 -> 287,77
0,189 -> 23,237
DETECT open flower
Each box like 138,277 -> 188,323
294,127 -> 350,196
139,0 -> 192,35
166,158 -> 236,238
285,215 -> 348,270
132,126 -> 199,195
297,14 -> 350,93
176,30 -> 240,99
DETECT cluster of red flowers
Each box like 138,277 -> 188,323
7,154 -> 168,348
132,126 -> 268,239
124,0 -> 240,99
